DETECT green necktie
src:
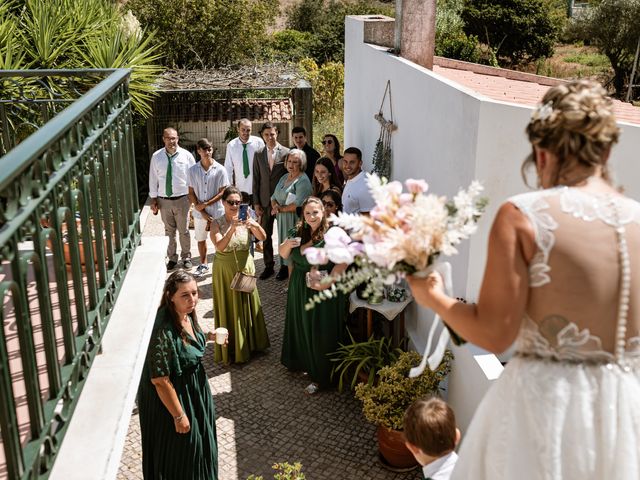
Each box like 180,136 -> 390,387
166,151 -> 176,197
242,143 -> 250,178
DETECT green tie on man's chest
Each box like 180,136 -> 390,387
242,143 -> 250,178
166,151 -> 178,196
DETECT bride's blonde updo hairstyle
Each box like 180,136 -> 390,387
523,79 -> 620,186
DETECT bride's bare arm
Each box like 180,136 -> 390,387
407,202 -> 536,353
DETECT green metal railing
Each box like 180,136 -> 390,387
0,69 -> 140,479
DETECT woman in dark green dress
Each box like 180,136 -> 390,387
138,270 -> 222,479
279,197 -> 348,394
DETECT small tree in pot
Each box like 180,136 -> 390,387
355,350 -> 453,469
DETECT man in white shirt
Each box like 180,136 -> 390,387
224,118 -> 264,203
188,138 -> 229,276
149,127 -> 195,271
341,147 -> 375,215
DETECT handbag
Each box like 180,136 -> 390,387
230,248 -> 256,293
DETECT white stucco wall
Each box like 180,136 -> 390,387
345,14 -> 640,431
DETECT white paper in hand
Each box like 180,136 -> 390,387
409,261 -> 453,378
285,192 -> 297,205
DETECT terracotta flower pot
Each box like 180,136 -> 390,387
376,425 -> 418,469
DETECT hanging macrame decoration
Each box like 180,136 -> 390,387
372,80 -> 397,179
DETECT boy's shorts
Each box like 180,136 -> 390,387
193,216 -> 209,242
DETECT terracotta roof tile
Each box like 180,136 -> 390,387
433,62 -> 640,126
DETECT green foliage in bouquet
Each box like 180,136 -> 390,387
328,332 -> 403,392
355,350 -> 453,431
247,462 -> 305,480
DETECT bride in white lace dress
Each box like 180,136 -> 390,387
408,79 -> 640,479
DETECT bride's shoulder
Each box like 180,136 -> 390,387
504,187 -> 561,212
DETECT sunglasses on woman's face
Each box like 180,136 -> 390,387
322,201 -> 336,207
226,200 -> 241,206
322,140 -> 333,145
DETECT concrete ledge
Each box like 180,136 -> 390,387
50,236 -> 168,480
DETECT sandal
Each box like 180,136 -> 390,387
304,383 -> 320,395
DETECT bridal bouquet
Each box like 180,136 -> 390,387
304,174 -> 487,310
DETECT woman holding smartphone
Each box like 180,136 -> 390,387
279,197 -> 348,395
210,186 -> 269,364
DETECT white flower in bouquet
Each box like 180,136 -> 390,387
304,174 -> 487,310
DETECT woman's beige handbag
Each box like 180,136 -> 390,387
230,248 -> 256,293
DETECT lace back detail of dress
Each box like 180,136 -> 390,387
509,187 -> 640,368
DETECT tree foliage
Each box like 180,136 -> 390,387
462,0 -> 562,66
0,0 -> 163,116
298,58 -> 344,120
126,0 -> 278,68
436,0 -> 482,63
570,0 -> 640,96
287,0 -> 394,64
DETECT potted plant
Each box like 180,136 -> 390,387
328,332 -> 403,392
355,350 -> 453,470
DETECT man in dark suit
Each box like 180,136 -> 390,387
253,122 -> 290,279
291,126 -> 320,181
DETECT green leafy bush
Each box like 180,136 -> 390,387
287,0 -> 394,64
247,462 -> 305,480
298,58 -> 344,120
328,333 -> 403,392
126,0 -> 278,68
0,0 -> 162,116
266,30 -> 317,63
355,350 -> 453,431
436,0 -> 481,62
462,0 -> 562,66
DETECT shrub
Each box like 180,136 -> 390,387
298,58 -> 344,120
247,462 -> 305,480
0,0 -> 162,117
266,30 -> 317,63
436,0 -> 481,62
462,0 -> 562,66
287,0 -> 394,64
126,0 -> 278,68
355,350 -> 453,431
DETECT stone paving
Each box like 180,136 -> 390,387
117,212 -> 421,480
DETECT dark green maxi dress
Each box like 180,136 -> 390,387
280,240 -> 347,387
138,308 -> 218,479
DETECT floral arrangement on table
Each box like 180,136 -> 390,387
303,174 -> 487,310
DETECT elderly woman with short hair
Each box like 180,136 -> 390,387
270,149 -> 312,281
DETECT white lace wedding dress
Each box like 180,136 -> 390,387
451,186 -> 640,480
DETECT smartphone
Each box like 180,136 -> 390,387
239,203 -> 248,221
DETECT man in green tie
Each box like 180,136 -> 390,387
149,127 -> 196,271
223,118 -> 265,204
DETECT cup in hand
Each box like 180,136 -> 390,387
292,237 -> 302,247
214,327 -> 228,345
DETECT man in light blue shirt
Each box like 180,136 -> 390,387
188,138 -> 229,276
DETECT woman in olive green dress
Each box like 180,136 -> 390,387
279,197 -> 348,394
210,186 -> 269,364
138,270 -> 223,479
